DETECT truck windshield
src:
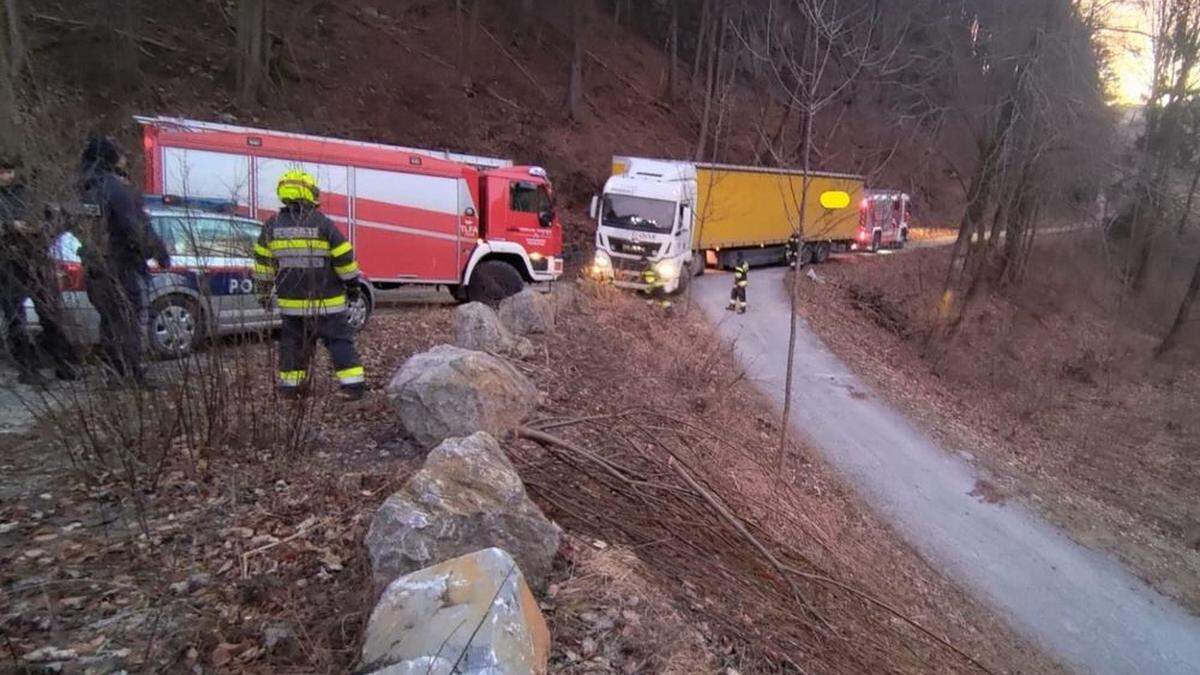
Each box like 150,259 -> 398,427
601,195 -> 675,233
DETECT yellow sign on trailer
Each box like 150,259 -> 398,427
693,163 -> 865,251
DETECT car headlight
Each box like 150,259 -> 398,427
593,250 -> 612,269
653,258 -> 681,281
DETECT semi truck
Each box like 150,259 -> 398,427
588,156 -> 864,293
137,116 -> 564,305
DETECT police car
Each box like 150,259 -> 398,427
38,196 -> 374,359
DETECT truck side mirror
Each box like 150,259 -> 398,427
538,210 -> 554,228
681,205 -> 692,230
589,195 -> 599,220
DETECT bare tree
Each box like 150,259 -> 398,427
0,0 -> 20,159
236,0 -> 270,109
1119,0 -> 1200,292
566,0 -> 586,120
736,0 -> 885,462
1156,254 -> 1200,356
664,0 -> 680,102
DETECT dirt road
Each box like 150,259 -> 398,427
693,267 -> 1200,674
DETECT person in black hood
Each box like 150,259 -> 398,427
0,155 -> 78,385
77,133 -> 171,385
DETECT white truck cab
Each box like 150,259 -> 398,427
588,157 -> 700,294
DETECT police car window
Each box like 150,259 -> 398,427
157,216 -> 259,258
510,182 -> 549,213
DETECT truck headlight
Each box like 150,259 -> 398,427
653,258 -> 681,282
590,250 -> 613,279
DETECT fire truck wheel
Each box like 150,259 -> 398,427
449,284 -> 470,303
468,260 -> 524,305
147,294 -> 205,360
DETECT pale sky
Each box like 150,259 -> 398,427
1104,1 -> 1153,104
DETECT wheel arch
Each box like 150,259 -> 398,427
463,243 -> 535,284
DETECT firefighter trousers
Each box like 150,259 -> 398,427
1,272 -> 76,376
86,271 -> 146,379
728,285 -> 747,310
278,313 -> 363,390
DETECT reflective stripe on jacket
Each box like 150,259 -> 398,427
734,262 -> 749,288
255,204 -> 357,313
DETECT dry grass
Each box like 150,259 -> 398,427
510,279 -> 1060,673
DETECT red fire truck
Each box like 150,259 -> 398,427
853,189 -> 910,252
136,116 -> 564,303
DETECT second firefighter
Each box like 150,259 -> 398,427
254,170 -> 366,401
727,253 -> 749,314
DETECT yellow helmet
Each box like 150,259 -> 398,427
276,170 -> 320,205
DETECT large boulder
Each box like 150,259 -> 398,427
387,345 -> 537,448
454,302 -> 535,359
365,432 -> 561,592
358,547 -> 550,675
499,289 -> 555,335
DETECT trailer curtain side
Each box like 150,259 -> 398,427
693,166 -> 864,250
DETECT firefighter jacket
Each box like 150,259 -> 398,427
254,203 -> 359,316
733,262 -> 749,288
78,168 -> 170,279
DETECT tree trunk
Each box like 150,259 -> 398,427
459,0 -> 481,90
518,0 -> 535,42
1155,254 -> 1200,358
693,4 -> 722,160
0,0 -> 19,161
236,0 -> 269,109
566,1 -> 584,120
663,0 -> 678,103
5,0 -> 24,79
691,0 -> 710,87
1178,160 -> 1200,236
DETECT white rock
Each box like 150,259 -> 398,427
358,548 -> 550,675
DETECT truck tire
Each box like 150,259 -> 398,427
147,294 -> 205,360
870,231 -> 882,252
814,241 -> 831,264
468,260 -> 524,305
692,250 -> 706,276
800,244 -> 814,266
448,284 -> 470,303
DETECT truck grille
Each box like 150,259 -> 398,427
608,237 -> 662,257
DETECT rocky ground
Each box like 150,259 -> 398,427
0,282 -> 1061,673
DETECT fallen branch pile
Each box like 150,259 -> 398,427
512,410 -> 993,674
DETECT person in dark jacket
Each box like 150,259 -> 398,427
0,155 -> 78,385
726,252 -> 749,314
77,134 -> 171,385
254,170 -> 365,401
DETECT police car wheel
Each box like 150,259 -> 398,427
346,284 -> 372,331
148,295 -> 203,359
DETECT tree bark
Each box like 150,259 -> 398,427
0,0 -> 19,161
236,0 -> 269,109
691,0 -> 710,87
566,0 -> 585,120
1155,253 -> 1200,358
693,4 -> 723,160
663,0 -> 678,103
5,0 -> 24,78
459,0 -> 481,90
1178,159 -> 1200,236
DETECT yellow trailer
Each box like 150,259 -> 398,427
694,163 -> 864,266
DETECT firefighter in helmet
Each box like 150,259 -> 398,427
726,253 -> 749,314
641,265 -> 672,310
254,170 -> 365,401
